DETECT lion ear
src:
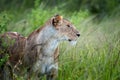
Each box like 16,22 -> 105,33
52,15 -> 63,27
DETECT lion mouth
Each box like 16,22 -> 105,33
70,40 -> 77,45
68,39 -> 77,45
68,39 -> 72,42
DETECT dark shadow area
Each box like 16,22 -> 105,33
0,0 -> 120,16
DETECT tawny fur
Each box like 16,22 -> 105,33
0,15 -> 80,80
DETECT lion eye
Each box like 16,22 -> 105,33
67,25 -> 70,27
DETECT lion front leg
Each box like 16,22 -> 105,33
46,63 -> 58,80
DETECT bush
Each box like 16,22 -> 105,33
0,11 -> 12,33
0,11 -> 12,67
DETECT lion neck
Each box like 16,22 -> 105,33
37,25 -> 58,43
26,24 -> 60,56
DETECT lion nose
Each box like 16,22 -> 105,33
76,33 -> 80,37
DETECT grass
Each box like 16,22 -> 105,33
58,16 -> 120,80
0,7 -> 120,80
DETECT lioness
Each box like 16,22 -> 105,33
0,15 -> 80,80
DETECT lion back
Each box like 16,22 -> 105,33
0,32 -> 26,66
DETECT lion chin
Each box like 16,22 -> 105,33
69,40 -> 77,46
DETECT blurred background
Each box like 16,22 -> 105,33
0,0 -> 120,34
0,0 -> 120,14
0,0 -> 120,80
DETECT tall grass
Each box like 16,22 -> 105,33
0,7 -> 120,80
59,16 -> 120,80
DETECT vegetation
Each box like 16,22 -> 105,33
0,0 -> 120,80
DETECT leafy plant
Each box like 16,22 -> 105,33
0,11 -> 11,33
0,11 -> 12,67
